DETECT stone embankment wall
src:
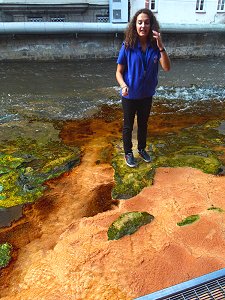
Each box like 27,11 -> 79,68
0,31 -> 224,60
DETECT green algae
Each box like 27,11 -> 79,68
177,215 -> 200,226
112,119 -> 224,200
207,206 -> 224,213
112,152 -> 155,199
97,145 -> 113,164
0,243 -> 12,268
0,153 -> 24,169
0,121 -> 81,208
0,146 -> 80,208
152,137 -> 222,175
155,150 -> 221,174
0,167 -> 45,207
107,211 -> 154,240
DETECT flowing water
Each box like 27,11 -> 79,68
0,58 -> 224,123
0,57 -> 224,227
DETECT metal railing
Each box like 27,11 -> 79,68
0,22 -> 224,34
135,268 -> 225,300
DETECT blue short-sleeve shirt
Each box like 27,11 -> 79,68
117,42 -> 161,99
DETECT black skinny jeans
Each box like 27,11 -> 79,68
122,96 -> 153,155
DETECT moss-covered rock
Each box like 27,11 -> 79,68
0,243 -> 12,268
112,119 -> 225,200
112,150 -> 155,199
0,121 -> 81,208
155,149 -> 221,174
207,205 -> 224,213
177,215 -> 200,226
107,211 -> 154,240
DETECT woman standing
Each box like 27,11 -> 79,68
116,8 -> 171,167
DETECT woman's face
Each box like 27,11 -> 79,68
136,13 -> 151,39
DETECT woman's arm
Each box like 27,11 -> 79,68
116,64 -> 129,96
159,50 -> 171,72
152,30 -> 171,72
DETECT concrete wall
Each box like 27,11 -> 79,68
0,33 -> 123,60
0,31 -> 224,60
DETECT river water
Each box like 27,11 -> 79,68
0,57 -> 224,123
0,57 -> 224,227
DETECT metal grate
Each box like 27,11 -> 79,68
96,16 -> 109,23
135,269 -> 225,300
51,17 -> 65,22
166,276 -> 225,299
27,17 -> 43,22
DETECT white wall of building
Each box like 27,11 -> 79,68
130,0 -> 144,18
130,0 -> 225,24
0,0 -> 108,4
109,0 -> 128,23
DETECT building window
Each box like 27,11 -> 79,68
150,0 -> 155,10
149,0 -> 158,12
113,9 -> 121,19
51,17 -> 65,22
97,16 -> 109,22
113,0 -> 121,2
196,0 -> 205,11
27,17 -> 43,22
217,0 -> 225,11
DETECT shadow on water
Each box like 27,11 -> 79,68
0,206 -> 23,228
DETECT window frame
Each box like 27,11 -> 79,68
149,0 -> 158,12
113,9 -> 121,20
195,0 -> 206,13
217,0 -> 225,12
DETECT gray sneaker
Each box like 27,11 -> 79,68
125,152 -> 137,168
138,149 -> 151,163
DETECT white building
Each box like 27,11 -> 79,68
131,0 -> 225,24
0,0 -> 224,24
0,0 -> 109,22
0,0 -> 108,2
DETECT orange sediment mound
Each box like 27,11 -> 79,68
1,105 -> 225,299
1,166 -> 225,299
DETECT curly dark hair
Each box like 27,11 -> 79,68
124,8 -> 160,49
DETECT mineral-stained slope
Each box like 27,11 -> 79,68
1,167 -> 225,300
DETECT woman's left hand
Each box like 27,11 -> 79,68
152,30 -> 171,72
152,30 -> 164,50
